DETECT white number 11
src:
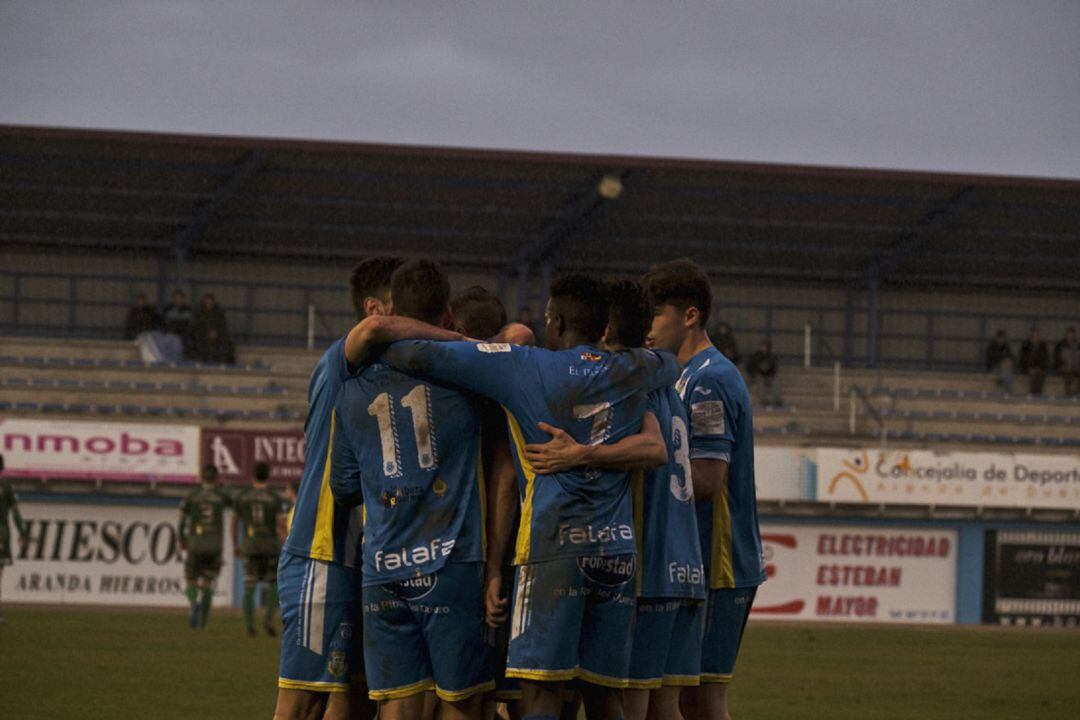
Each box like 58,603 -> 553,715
367,385 -> 438,478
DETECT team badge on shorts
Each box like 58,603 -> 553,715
327,651 -> 347,678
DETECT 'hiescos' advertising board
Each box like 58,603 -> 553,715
1,501 -> 234,607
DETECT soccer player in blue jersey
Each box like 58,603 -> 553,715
523,280 -> 707,720
274,256 -> 466,720
382,274 -> 681,720
642,259 -> 766,720
330,260 -> 494,720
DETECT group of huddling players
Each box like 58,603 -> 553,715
178,256 -> 764,720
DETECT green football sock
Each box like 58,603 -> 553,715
264,584 -> 279,627
199,587 -> 213,628
185,585 -> 198,608
242,585 -> 256,632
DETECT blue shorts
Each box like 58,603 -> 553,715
363,561 -> 494,702
627,597 -> 704,689
277,552 -> 362,693
506,554 -> 636,689
701,587 -> 757,683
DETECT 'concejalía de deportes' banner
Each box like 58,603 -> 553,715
0,500 -> 234,607
752,523 -> 957,624
816,448 -> 1080,509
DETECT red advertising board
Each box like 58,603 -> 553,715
201,427 -> 306,485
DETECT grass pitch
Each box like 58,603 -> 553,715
1,607 -> 1078,719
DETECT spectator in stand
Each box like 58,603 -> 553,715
985,329 -> 1015,395
163,289 -> 193,338
124,292 -> 161,339
1055,327 -> 1080,396
712,321 -> 740,364
746,340 -> 782,407
187,293 -> 233,363
201,328 -> 237,365
1019,328 -> 1050,396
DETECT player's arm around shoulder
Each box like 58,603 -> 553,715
344,314 -> 465,369
523,410 -> 667,475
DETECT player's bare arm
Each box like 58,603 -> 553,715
484,423 -> 517,628
690,458 -> 728,503
523,411 -> 666,475
344,314 -> 465,367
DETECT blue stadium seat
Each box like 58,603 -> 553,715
41,402 -> 65,413
15,401 -> 41,411
120,404 -> 143,415
94,404 -> 118,414
5,377 -> 29,387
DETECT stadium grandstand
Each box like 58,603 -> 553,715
1,125 -> 1079,710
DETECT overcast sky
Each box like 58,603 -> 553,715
1,1 -> 1078,178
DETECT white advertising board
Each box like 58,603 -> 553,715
751,523 -> 956,624
0,418 -> 200,483
817,448 -> 1080,509
1,500 -> 234,606
755,446 -> 814,501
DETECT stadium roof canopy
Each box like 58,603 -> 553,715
1,124 -> 1078,291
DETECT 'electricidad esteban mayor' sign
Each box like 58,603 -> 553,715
817,448 -> 1080,509
1,500 -> 234,607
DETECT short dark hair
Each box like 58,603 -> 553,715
350,256 -> 403,320
254,462 -> 270,481
642,257 -> 712,326
549,273 -> 610,343
451,286 -> 507,340
606,279 -> 652,349
202,464 -> 219,483
391,260 -> 451,326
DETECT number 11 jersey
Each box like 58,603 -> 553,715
331,360 -> 485,587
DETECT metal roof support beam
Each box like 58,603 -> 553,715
172,150 -> 266,287
865,184 -> 976,284
866,270 -> 880,368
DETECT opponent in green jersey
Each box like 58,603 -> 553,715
232,462 -> 283,636
179,464 -> 232,629
0,454 -> 28,624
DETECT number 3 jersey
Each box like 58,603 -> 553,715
331,361 -> 485,587
635,386 -> 706,600
382,341 -> 680,566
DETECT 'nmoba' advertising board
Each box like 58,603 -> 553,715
0,500 -> 234,606
0,418 -> 200,483
752,523 -> 956,624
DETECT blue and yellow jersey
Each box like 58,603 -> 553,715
383,341 -> 680,565
281,336 -> 364,568
678,346 -> 766,590
634,387 -> 706,599
330,360 -> 485,587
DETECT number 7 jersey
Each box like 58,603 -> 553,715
331,361 -> 485,586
